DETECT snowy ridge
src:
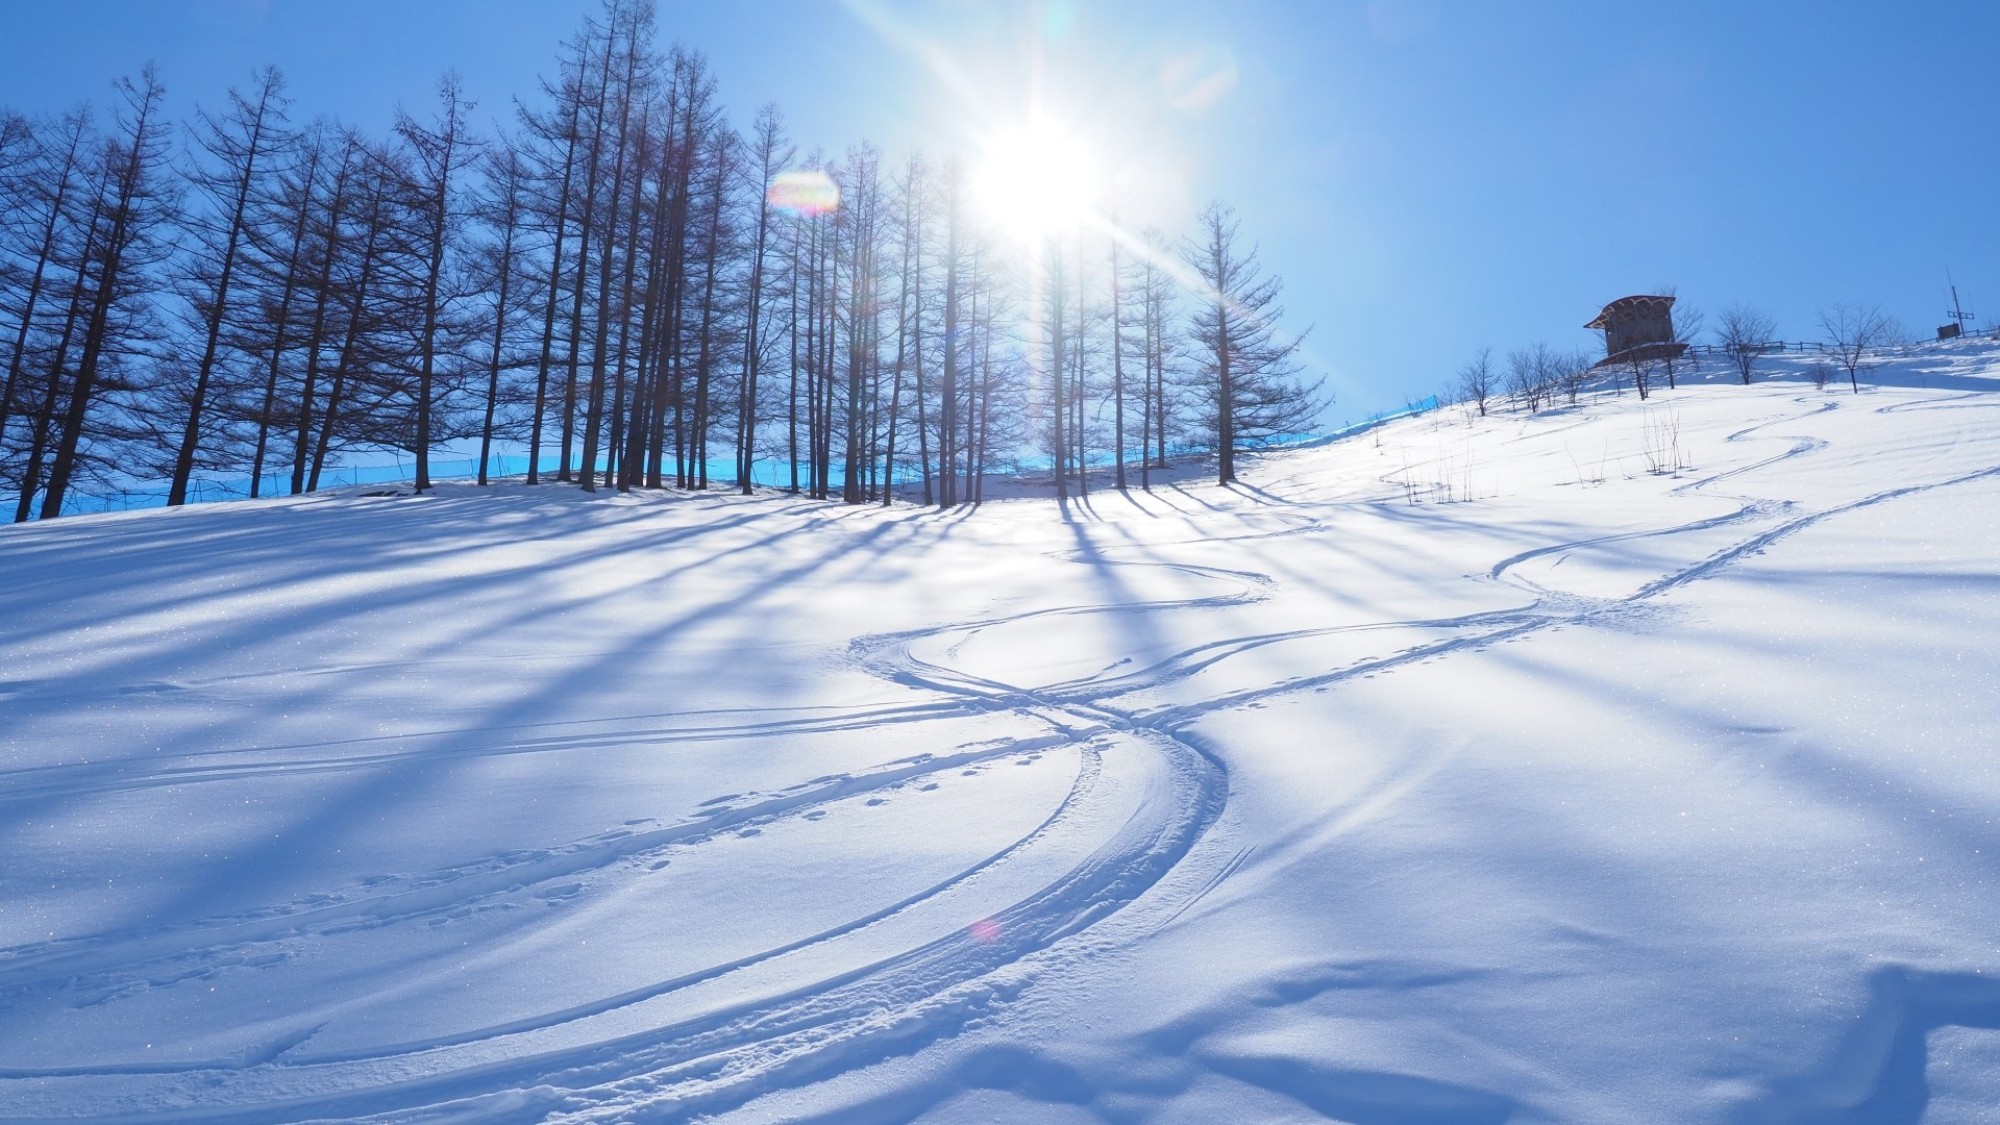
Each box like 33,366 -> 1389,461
3,343 -> 2000,1121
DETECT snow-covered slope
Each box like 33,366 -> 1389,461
3,343 -> 1999,1123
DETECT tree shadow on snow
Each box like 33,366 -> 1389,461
1740,965 -> 2000,1124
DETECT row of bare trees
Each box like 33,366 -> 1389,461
0,60 -> 504,520
1451,299 -> 1912,416
0,0 -> 1321,520
1454,344 -> 1593,416
1703,302 -> 1902,395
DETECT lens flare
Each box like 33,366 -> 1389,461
1040,0 -> 1077,41
767,170 -> 840,216
1160,43 -> 1237,111
968,917 -> 1001,943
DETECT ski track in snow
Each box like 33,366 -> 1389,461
5,377 -> 2000,1121
0,511 -> 1270,1122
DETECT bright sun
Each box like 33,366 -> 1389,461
971,121 -> 1100,244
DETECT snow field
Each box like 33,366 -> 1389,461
2,343 -> 1999,1121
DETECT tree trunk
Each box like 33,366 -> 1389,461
526,98 -> 581,486
251,143 -> 321,499
43,74 -> 165,519
478,157 -> 520,486
577,36 -> 638,495
291,139 -> 355,495
169,77 -> 280,507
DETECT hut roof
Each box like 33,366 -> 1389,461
1585,294 -> 1677,330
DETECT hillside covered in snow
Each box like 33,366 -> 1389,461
3,342 -> 1999,1123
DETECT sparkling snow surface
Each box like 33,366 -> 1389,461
4,346 -> 2000,1123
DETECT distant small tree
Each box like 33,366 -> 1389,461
1818,302 -> 1895,394
1661,304 -> 1702,390
1622,349 -> 1654,401
1716,305 -> 1777,385
1457,347 -> 1494,416
1507,342 -> 1561,412
1556,349 -> 1593,405
1505,346 -> 1537,412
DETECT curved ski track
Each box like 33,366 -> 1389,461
0,521 -> 1276,1123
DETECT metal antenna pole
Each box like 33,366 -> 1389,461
1946,268 -> 1976,331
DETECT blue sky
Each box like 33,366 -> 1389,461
3,0 -> 1996,419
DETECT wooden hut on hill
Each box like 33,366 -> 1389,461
1587,295 -> 1688,368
